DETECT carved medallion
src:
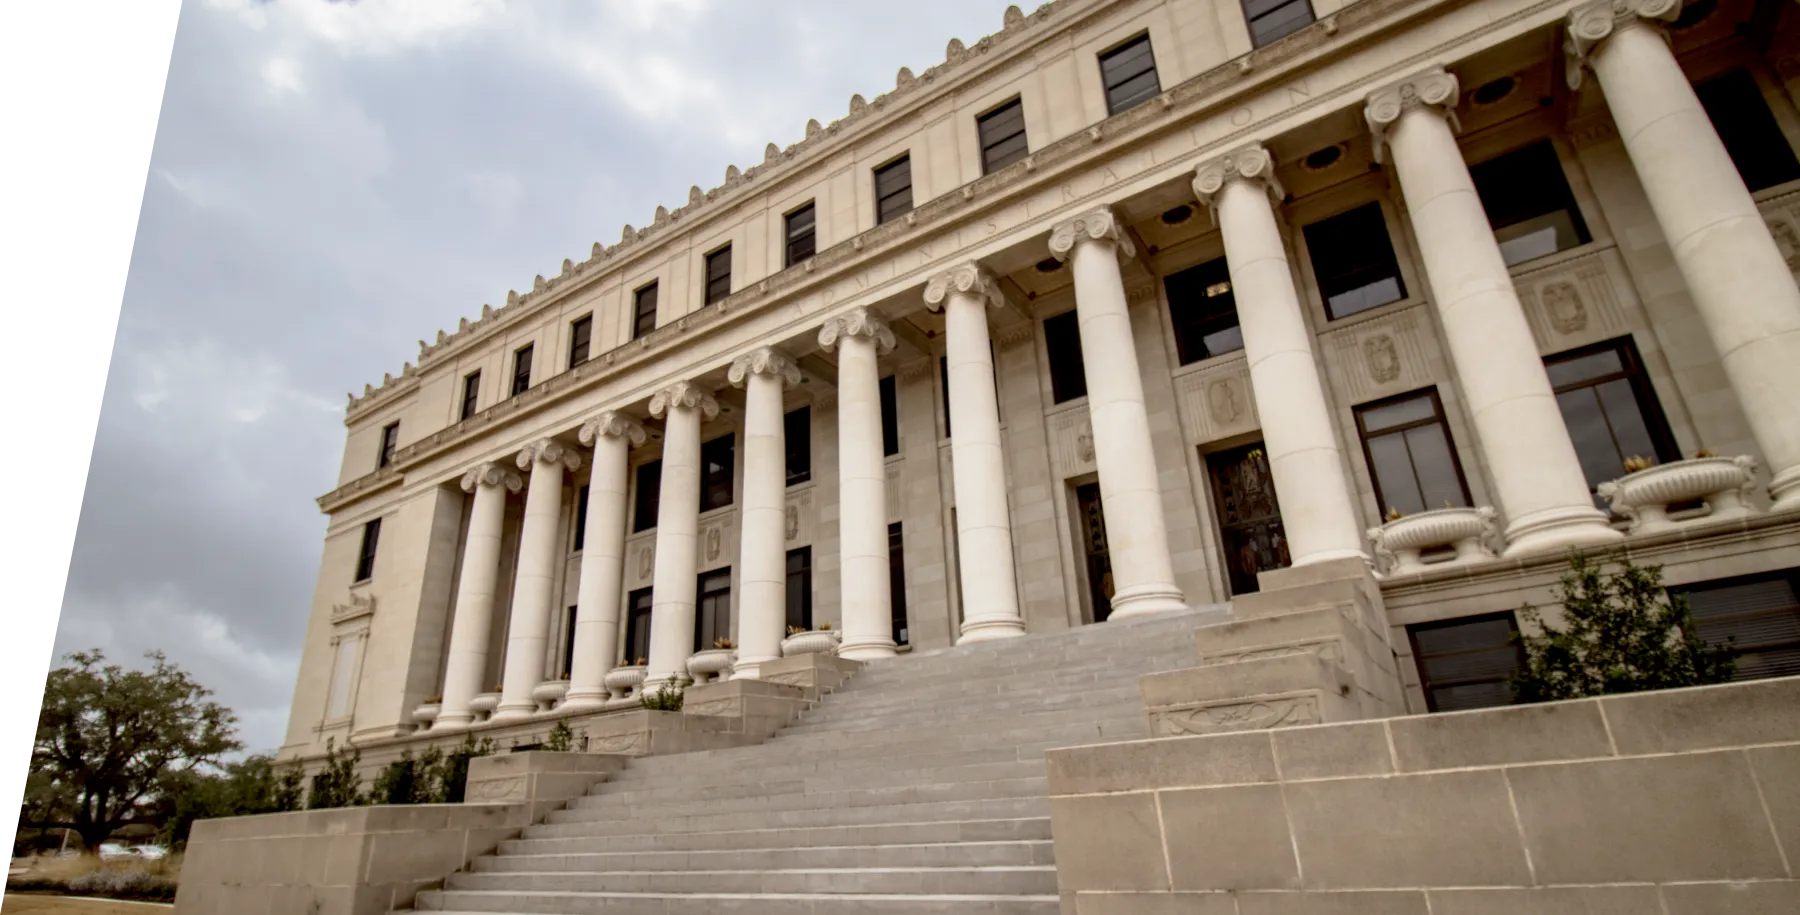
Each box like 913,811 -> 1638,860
1076,419 -> 1095,464
1364,334 -> 1401,384
1769,218 -> 1800,273
706,526 -> 722,561
1207,379 -> 1244,425
785,505 -> 800,541
638,547 -> 653,580
1542,281 -> 1588,335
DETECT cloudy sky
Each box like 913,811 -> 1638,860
57,0 -> 1020,754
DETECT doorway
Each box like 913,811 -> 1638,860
1206,441 -> 1290,595
1074,482 -> 1116,622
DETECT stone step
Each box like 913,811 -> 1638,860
777,700 -> 1148,739
842,638 -> 1222,685
596,758 -> 1044,797
600,742 -> 1048,783
527,796 -> 1049,838
501,818 -> 1052,856
553,777 -> 1049,824
841,610 -> 1230,676
443,865 -> 1059,895
791,677 -> 1168,720
754,713 -> 1147,752
411,891 -> 1060,914
472,839 -> 1056,873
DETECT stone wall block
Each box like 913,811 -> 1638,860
1748,745 -> 1800,860
1387,699 -> 1613,772
1045,731 -> 1277,795
1234,890 -> 1431,915
1600,677 -> 1800,755
1073,893 -> 1239,915
1270,720 -> 1394,780
1159,784 -> 1300,890
1425,886 -> 1664,915
1659,881 -> 1800,915
1048,793 -> 1170,892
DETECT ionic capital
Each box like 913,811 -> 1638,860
1364,66 -> 1461,163
1192,143 -> 1283,215
1564,0 -> 1681,90
517,438 -> 582,473
727,346 -> 802,390
579,411 -> 648,449
648,380 -> 720,420
1048,205 -> 1135,262
923,263 -> 1004,313
818,306 -> 896,355
461,462 -> 523,494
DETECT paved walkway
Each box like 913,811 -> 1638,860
1,894 -> 173,913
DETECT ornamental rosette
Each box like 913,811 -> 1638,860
1192,143 -> 1283,211
578,411 -> 648,448
1364,67 -> 1461,163
1047,205 -> 1134,262
517,438 -> 582,472
922,263 -> 1004,313
461,461 -> 523,494
727,346 -> 802,389
649,380 -> 720,419
817,306 -> 896,355
1564,0 -> 1681,90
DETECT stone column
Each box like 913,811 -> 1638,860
728,347 -> 803,678
1193,145 -> 1369,566
1048,207 -> 1189,617
493,439 -> 582,721
820,307 -> 900,660
433,462 -> 521,730
1367,67 -> 1622,556
924,264 -> 1027,642
1569,0 -> 1800,509
564,412 -> 646,708
645,380 -> 718,690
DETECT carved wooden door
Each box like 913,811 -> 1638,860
1206,442 -> 1291,595
1075,482 -> 1116,623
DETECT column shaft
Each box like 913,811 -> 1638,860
494,441 -> 578,720
731,349 -> 800,677
645,382 -> 716,689
433,464 -> 519,729
565,414 -> 643,708
821,308 -> 899,660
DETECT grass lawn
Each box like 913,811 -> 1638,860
1,894 -> 172,912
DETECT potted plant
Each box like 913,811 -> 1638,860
687,638 -> 737,684
1598,452 -> 1759,533
781,621 -> 840,657
1366,503 -> 1499,575
603,657 -> 649,700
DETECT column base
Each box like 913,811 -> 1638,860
731,654 -> 780,680
489,702 -> 537,722
959,616 -> 1027,642
1107,583 -> 1190,620
430,712 -> 473,731
1769,465 -> 1800,512
559,688 -> 609,710
839,637 -> 898,661
1501,504 -> 1623,559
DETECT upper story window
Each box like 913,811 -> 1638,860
978,97 -> 1029,174
940,356 -> 953,439
701,433 -> 735,512
459,372 -> 481,422
1354,388 -> 1471,518
875,155 -> 914,225
632,283 -> 659,340
1469,140 -> 1591,267
632,459 -> 661,533
573,484 -> 589,551
704,245 -> 733,306
785,202 -> 817,267
1243,0 -> 1314,48
1545,337 -> 1679,504
1407,612 -> 1524,712
569,315 -> 592,367
694,568 -> 733,652
1099,34 -> 1160,116
785,406 -> 812,486
354,518 -> 381,582
1164,258 -> 1245,366
1695,68 -> 1800,193
378,422 -> 399,468
786,547 -> 814,632
511,344 -> 534,396
880,375 -> 900,456
1044,310 -> 1088,404
1304,202 -> 1408,320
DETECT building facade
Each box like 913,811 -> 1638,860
280,0 -> 1800,761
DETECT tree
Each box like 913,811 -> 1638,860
30,649 -> 241,851
306,738 -> 364,809
154,754 -> 304,848
1511,552 -> 1736,703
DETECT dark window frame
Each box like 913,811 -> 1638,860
786,547 -> 814,633
378,422 -> 400,469
632,283 -> 660,341
785,202 -> 817,267
354,518 -> 381,582
459,372 -> 481,422
1544,336 -> 1681,501
694,567 -> 733,652
977,96 -> 1029,175
511,344 -> 534,397
561,605 -> 578,678
874,155 -> 914,226
1242,0 -> 1315,48
1165,257 -> 1245,366
573,484 -> 590,552
1353,388 -> 1473,518
1407,612 -> 1526,713
889,522 -> 909,646
1468,139 -> 1592,268
1099,33 -> 1160,116
700,433 -> 736,513
785,406 -> 812,486
569,314 -> 592,367
1302,201 -> 1409,321
623,588 -> 654,665
632,460 -> 662,534
880,375 -> 900,457
1694,68 -> 1800,194
1672,569 -> 1800,681
704,245 -> 733,306
1044,310 -> 1089,404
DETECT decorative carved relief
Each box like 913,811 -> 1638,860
705,526 -> 722,562
1175,357 -> 1260,445
686,697 -> 740,717
786,505 -> 800,541
1514,250 -> 1631,353
1364,334 -> 1401,383
1150,695 -> 1322,736
637,546 -> 654,581
330,593 -> 375,624
1767,216 -> 1800,273
886,463 -> 903,523
1048,407 -> 1096,480
464,776 -> 526,802
1322,306 -> 1434,403
588,731 -> 648,755
1076,419 -> 1095,465
1542,281 -> 1587,334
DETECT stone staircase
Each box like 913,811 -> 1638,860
409,604 -> 1229,914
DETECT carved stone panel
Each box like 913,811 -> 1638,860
1047,405 -> 1096,481
1514,249 -> 1631,354
886,461 -> 904,524
627,533 -> 655,588
1758,187 -> 1800,277
1174,357 -> 1260,445
1320,306 -> 1434,404
784,489 -> 814,546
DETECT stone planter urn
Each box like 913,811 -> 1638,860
411,702 -> 441,726
531,680 -> 569,711
1367,506 -> 1499,575
781,629 -> 841,657
602,665 -> 648,700
1597,455 -> 1759,534
686,649 -> 737,684
469,692 -> 501,720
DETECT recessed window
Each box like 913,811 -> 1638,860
1471,76 -> 1516,106
1304,202 -> 1408,320
378,422 -> 399,469
1695,69 -> 1800,193
632,459 -> 661,534
459,372 -> 480,422
940,356 -> 953,439
1355,389 -> 1471,518
1243,0 -> 1314,47
573,484 -> 589,551
1469,141 -> 1591,267
785,203 -> 817,267
569,315 -> 592,367
889,522 -> 909,646
785,406 -> 812,486
694,568 -> 732,652
880,375 -> 900,457
354,518 -> 381,582
1044,310 -> 1088,404
978,97 -> 1029,175
1545,337 -> 1679,504
701,434 -> 735,512
1099,34 -> 1160,116
1408,613 -> 1525,712
511,344 -> 534,396
875,155 -> 913,226
623,588 -> 653,664
786,547 -> 813,632
632,283 -> 659,340
1161,205 -> 1194,225
704,245 -> 732,306
1034,257 -> 1064,274
1164,258 -> 1245,366
1302,145 -> 1343,171
1674,570 -> 1800,680
561,605 -> 578,677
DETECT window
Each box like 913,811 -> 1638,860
704,245 -> 732,306
325,637 -> 360,720
623,588 -> 653,665
785,407 -> 812,486
1044,310 -> 1089,403
569,315 -> 592,367
1304,202 -> 1408,320
378,422 -> 400,468
1355,389 -> 1471,518
1469,141 -> 1591,267
786,547 -> 813,632
694,568 -> 732,652
1243,0 -> 1314,47
561,606 -> 578,678
632,460 -> 662,533
573,484 -> 590,551
940,356 -> 953,439
353,518 -> 381,582
1674,570 -> 1800,680
511,344 -> 534,396
875,155 -> 913,225
1695,69 -> 1800,193
1408,613 -> 1525,712
1165,258 -> 1244,365
459,372 -> 481,421
880,375 -> 900,456
978,97 -> 1029,174
889,522 -> 909,646
1545,338 -> 1679,502
785,203 -> 817,267
632,283 -> 659,340
1099,34 -> 1160,116
701,434 -> 735,512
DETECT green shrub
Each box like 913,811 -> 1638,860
639,676 -> 685,712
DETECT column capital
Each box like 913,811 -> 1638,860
1192,142 -> 1284,214
923,263 -> 1004,313
1048,205 -> 1134,262
578,411 -> 648,448
1364,66 -> 1461,163
727,346 -> 802,389
649,380 -> 720,420
460,461 -> 522,494
818,306 -> 896,355
517,438 -> 582,473
1565,0 -> 1681,90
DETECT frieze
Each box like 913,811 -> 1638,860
1758,187 -> 1800,277
1149,694 -> 1322,736
1048,406 -> 1096,480
1512,248 -> 1632,354
1320,305 -> 1433,403
1174,357 -> 1260,445
330,593 -> 376,624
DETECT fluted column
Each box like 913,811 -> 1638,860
820,307 -> 900,660
1367,68 -> 1622,556
433,462 -> 521,729
1193,145 -> 1368,566
493,439 -> 582,721
564,412 -> 646,708
1048,207 -> 1189,617
924,264 -> 1027,641
728,348 -> 803,677
645,381 -> 718,690
1569,0 -> 1800,509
